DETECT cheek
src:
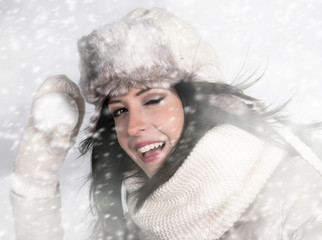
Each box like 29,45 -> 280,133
114,123 -> 128,149
115,131 -> 125,149
115,124 -> 126,135
171,107 -> 185,138
156,105 -> 184,140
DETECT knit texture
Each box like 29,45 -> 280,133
220,155 -> 322,239
124,124 -> 287,239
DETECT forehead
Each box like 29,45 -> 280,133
106,88 -> 181,107
109,87 -> 174,100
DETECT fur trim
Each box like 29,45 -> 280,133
78,8 -> 223,105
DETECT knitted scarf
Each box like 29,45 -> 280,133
124,124 -> 287,239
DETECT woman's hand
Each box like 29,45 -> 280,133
11,75 -> 85,198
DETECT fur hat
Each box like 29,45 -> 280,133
77,7 -> 223,105
77,8 -> 322,180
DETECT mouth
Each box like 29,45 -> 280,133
135,141 -> 166,163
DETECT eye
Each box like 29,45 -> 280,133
112,108 -> 127,118
144,98 -> 164,106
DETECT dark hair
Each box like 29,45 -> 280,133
80,78 -> 304,238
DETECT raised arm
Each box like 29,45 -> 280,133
10,75 -> 85,240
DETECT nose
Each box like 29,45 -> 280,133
127,111 -> 147,136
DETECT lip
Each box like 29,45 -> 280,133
134,140 -> 165,150
134,140 -> 166,163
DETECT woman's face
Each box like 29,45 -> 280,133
108,88 -> 184,178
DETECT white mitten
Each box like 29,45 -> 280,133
12,75 -> 85,198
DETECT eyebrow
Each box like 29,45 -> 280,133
136,88 -> 151,96
108,88 -> 151,105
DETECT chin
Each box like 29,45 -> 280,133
142,159 -> 166,178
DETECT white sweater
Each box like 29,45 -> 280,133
222,155 -> 322,239
124,125 -> 322,239
11,124 -> 322,239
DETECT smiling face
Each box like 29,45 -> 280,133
108,88 -> 184,178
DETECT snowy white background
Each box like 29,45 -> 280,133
1,0 -> 322,239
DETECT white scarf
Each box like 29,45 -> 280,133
124,124 -> 287,239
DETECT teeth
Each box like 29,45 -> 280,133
138,142 -> 164,153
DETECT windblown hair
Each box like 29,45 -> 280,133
80,77 -> 309,239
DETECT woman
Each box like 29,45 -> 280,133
77,7 -> 322,239
11,7 -> 322,240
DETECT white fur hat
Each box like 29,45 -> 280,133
77,8 -> 322,190
78,7 -> 223,105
